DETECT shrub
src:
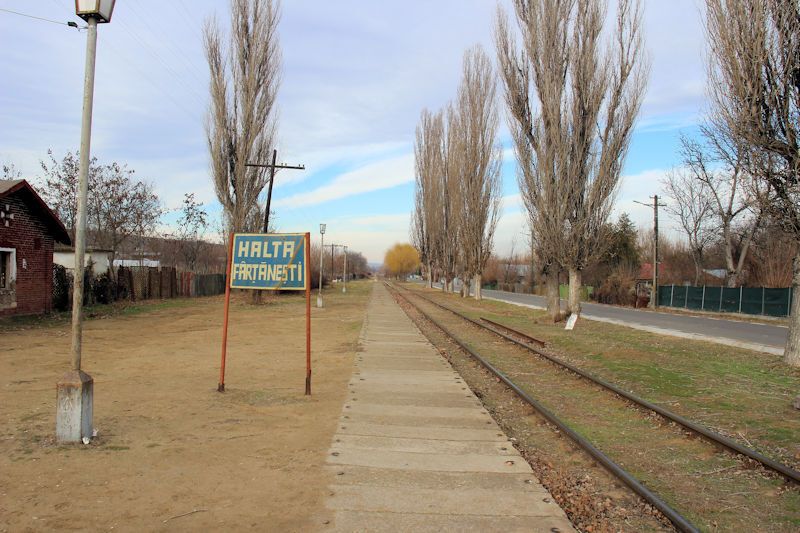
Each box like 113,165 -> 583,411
594,266 -> 637,306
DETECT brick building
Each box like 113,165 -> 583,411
0,180 -> 71,316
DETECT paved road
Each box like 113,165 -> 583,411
323,283 -> 573,531
426,282 -> 788,354
481,289 -> 788,354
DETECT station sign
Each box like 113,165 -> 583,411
229,233 -> 307,290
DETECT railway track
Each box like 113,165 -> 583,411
386,282 -> 800,532
395,283 -> 800,485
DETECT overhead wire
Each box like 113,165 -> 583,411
0,7 -> 76,27
123,1 -> 209,90
111,17 -> 208,108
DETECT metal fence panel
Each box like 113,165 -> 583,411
703,286 -> 722,312
720,287 -> 740,313
764,288 -> 792,317
657,284 -> 793,317
741,287 -> 763,315
672,285 -> 687,308
658,285 -> 672,306
686,286 -> 704,310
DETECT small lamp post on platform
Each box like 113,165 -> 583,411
317,224 -> 326,308
56,0 -> 115,443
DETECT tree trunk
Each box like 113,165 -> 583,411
784,251 -> 800,367
461,277 -> 469,298
427,261 -> 433,289
691,252 -> 703,286
546,270 -> 560,322
567,268 -> 581,315
474,273 -> 482,301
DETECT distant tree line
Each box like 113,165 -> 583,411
411,45 -> 502,301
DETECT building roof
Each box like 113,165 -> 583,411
0,179 -> 23,195
637,262 -> 672,281
54,243 -> 113,253
0,179 -> 71,245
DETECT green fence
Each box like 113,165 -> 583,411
657,285 -> 794,317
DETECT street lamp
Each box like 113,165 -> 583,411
56,0 -> 116,444
317,224 -> 326,308
75,0 -> 116,23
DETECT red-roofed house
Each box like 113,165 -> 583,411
0,180 -> 71,316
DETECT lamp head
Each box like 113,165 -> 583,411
75,0 -> 115,23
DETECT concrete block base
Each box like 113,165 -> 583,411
56,370 -> 93,443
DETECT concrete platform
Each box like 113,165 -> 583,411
322,282 -> 574,531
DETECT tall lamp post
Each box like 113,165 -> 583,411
317,224 -> 326,308
56,0 -> 115,443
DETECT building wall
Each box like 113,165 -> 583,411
0,195 -> 56,316
54,250 -> 111,274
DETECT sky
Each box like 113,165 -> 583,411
0,0 -> 708,263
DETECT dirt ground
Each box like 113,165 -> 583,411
1,281 -> 373,532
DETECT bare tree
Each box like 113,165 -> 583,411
679,130 -> 761,287
496,1 -> 570,321
496,0 -> 647,319
2,163 -> 21,180
440,105 -> 463,293
38,150 -> 160,268
176,193 -> 209,271
451,46 -> 503,301
412,110 -> 445,289
414,109 -> 448,289
706,0 -> 800,365
662,169 -> 715,284
204,0 -> 281,234
38,150 -> 100,243
90,163 -> 161,269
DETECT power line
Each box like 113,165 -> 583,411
0,7 -> 77,28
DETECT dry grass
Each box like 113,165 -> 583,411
1,281 -> 373,531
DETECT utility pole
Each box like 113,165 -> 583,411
328,244 -> 347,286
246,151 -> 304,233
635,195 -> 667,308
342,245 -> 348,293
317,224 -> 325,308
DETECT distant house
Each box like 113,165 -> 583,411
635,262 -> 673,303
0,180 -> 71,316
637,262 -> 661,283
53,244 -> 112,275
113,258 -> 161,268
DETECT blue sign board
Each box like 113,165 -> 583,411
230,233 -> 307,290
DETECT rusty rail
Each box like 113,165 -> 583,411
479,316 -> 546,347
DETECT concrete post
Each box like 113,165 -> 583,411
57,17 -> 97,443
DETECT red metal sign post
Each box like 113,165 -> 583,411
218,234 -> 234,392
305,232 -> 312,395
218,232 -> 312,395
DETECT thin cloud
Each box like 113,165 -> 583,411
275,154 -> 414,209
